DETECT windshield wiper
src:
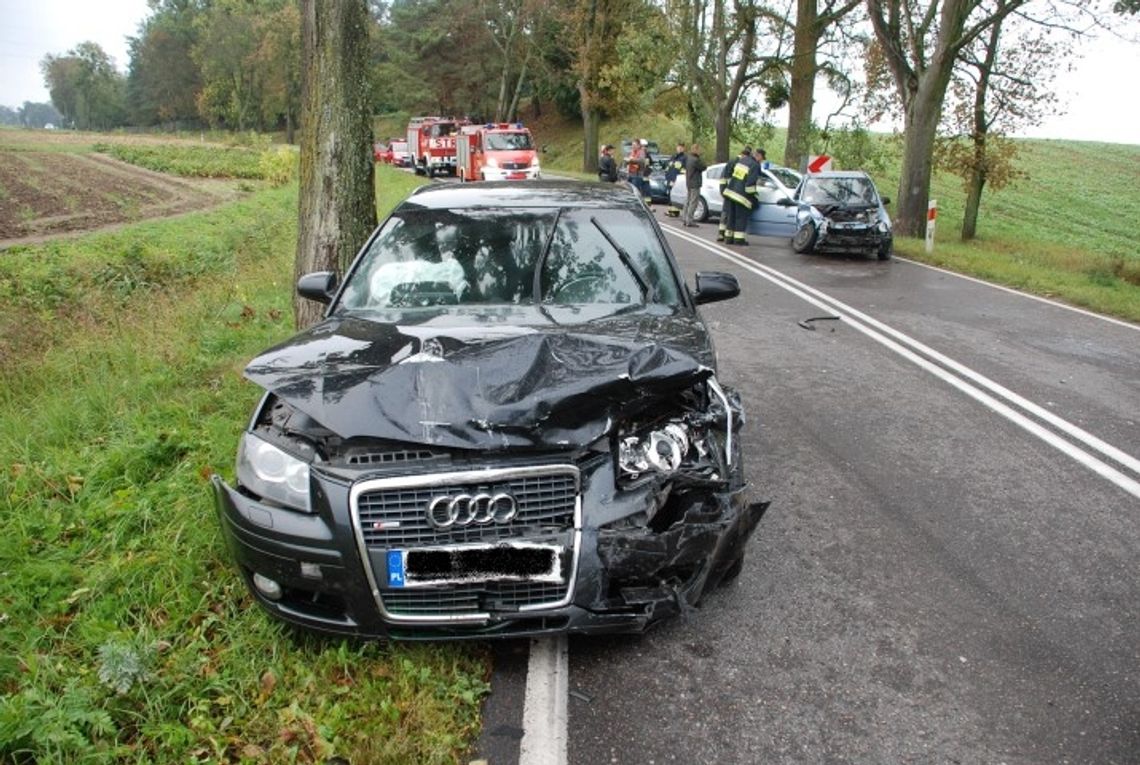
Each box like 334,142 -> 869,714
589,217 -> 654,301
533,208 -> 564,303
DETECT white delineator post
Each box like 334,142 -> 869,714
925,200 -> 937,254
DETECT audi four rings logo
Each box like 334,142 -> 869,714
427,492 -> 518,529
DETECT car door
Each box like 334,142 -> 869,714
702,164 -> 724,215
747,172 -> 798,237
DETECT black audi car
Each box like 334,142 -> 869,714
212,181 -> 767,640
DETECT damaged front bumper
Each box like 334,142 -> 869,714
213,432 -> 767,641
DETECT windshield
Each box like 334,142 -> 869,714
485,132 -> 534,151
800,176 -> 879,207
769,168 -> 800,190
338,207 -> 682,312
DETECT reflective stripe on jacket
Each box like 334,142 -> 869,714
723,154 -> 760,209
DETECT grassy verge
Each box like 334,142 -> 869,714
885,138 -> 1140,322
0,165 -> 484,764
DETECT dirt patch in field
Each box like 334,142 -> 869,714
0,150 -> 245,247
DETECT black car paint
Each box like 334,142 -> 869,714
212,181 -> 765,640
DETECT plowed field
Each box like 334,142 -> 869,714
0,145 -> 239,247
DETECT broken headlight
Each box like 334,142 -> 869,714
236,432 -> 312,512
618,422 -> 692,481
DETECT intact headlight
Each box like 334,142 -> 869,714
236,432 -> 312,512
485,157 -> 499,168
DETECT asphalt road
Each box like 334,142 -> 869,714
476,209 -> 1140,765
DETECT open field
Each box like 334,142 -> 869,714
0,129 -> 294,247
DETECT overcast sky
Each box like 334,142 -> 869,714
1,0 -> 1138,145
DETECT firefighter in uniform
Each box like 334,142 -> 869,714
718,146 -> 759,245
664,142 -> 686,217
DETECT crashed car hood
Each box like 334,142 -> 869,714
244,306 -> 715,451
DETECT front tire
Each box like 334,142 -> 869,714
458,168 -> 465,183
792,222 -> 817,253
877,238 -> 893,260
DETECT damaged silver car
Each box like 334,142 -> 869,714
212,181 -> 767,639
791,170 -> 893,260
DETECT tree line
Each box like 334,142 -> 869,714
34,0 -> 1130,238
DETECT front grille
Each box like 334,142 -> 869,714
355,469 -> 577,548
382,580 -> 570,616
502,162 -> 529,170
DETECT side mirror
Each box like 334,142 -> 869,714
297,271 -> 338,305
776,196 -> 796,207
693,271 -> 740,305
880,195 -> 891,205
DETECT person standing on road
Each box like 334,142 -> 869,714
681,143 -> 707,227
598,144 -> 619,182
664,141 -> 686,216
627,139 -> 650,204
722,146 -> 760,245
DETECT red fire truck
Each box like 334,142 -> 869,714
455,123 -> 541,182
406,116 -> 467,177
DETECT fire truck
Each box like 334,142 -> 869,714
406,116 -> 467,177
455,123 -> 541,182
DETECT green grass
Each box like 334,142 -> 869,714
93,143 -> 277,180
0,164 -> 481,765
881,138 -> 1140,321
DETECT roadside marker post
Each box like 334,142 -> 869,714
925,200 -> 937,254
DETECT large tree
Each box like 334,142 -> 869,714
295,0 -> 377,329
866,0 -> 1028,236
41,42 -> 127,130
782,0 -> 862,170
937,15 -> 1063,239
670,0 -> 786,162
127,2 -> 203,127
567,0 -> 642,172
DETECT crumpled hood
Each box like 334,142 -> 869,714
244,308 -> 715,451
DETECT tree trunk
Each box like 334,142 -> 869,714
580,87 -> 600,173
295,0 -> 376,329
783,0 -> 818,171
714,103 -> 731,163
894,87 -> 942,237
961,157 -> 985,240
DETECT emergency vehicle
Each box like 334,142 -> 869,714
406,116 -> 467,177
455,123 -> 541,182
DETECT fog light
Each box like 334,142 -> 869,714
253,573 -> 283,601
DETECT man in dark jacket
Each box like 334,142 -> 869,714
719,146 -> 760,245
681,143 -> 707,227
597,144 -> 618,182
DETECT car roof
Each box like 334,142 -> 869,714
401,180 -> 649,212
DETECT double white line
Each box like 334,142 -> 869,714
665,225 -> 1140,500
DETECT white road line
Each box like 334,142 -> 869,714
665,226 -> 1140,500
519,635 -> 569,765
896,256 -> 1140,332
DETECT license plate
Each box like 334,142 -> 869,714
507,172 -> 526,180
385,542 -> 562,588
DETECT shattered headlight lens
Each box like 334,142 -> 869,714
236,432 -> 312,512
618,422 -> 691,481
